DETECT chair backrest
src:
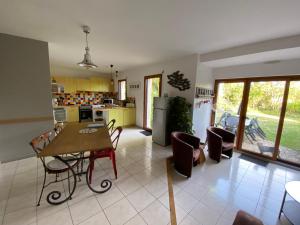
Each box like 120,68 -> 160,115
54,123 -> 63,135
171,132 -> 190,145
29,131 -> 52,166
107,119 -> 116,134
110,126 -> 122,150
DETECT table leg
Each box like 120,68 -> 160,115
279,190 -> 287,219
85,157 -> 112,194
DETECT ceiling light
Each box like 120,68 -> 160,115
110,64 -> 114,85
77,25 -> 98,69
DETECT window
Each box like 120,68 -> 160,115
118,79 -> 127,100
212,76 -> 300,166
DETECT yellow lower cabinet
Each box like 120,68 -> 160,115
108,109 -> 124,127
66,107 -> 79,122
123,108 -> 136,126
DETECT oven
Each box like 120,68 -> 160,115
79,105 -> 93,122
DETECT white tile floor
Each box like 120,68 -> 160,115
0,127 -> 299,225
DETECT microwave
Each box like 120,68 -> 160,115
103,99 -> 114,105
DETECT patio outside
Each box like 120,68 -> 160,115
215,81 -> 300,165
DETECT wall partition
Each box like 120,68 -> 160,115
212,76 -> 300,167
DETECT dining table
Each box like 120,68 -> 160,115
38,121 -> 113,205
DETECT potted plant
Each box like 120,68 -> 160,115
167,96 -> 193,135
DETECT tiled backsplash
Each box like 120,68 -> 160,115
53,91 -> 116,105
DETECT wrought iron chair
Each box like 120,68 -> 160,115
54,123 -> 63,135
88,126 -> 122,182
106,119 -> 116,134
30,131 -> 78,206
53,124 -> 84,173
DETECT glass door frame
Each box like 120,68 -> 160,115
143,74 -> 162,131
211,75 -> 300,167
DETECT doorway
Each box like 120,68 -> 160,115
212,76 -> 300,167
143,74 -> 162,131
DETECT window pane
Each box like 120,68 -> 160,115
278,81 -> 300,165
242,81 -> 285,157
119,80 -> 126,100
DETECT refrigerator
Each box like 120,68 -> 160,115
152,97 -> 173,146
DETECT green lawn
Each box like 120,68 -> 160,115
247,110 -> 300,150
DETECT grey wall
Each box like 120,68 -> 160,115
0,33 -> 53,162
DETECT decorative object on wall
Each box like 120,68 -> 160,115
128,81 -> 141,90
77,25 -> 98,69
194,87 -> 214,108
195,87 -> 214,98
167,71 -> 191,91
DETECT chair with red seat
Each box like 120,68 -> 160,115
106,119 -> 116,134
88,126 -> 122,183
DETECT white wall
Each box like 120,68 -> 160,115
213,58 -> 300,79
193,61 -> 214,141
0,33 -> 53,162
116,54 -> 198,127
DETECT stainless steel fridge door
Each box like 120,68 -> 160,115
152,108 -> 167,146
154,97 -> 170,110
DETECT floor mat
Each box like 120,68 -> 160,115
239,154 -> 269,167
140,130 -> 152,136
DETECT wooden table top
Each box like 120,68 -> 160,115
39,122 -> 112,157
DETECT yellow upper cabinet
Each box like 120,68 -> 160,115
52,76 -> 112,92
64,77 -> 77,93
90,77 -> 102,92
76,78 -> 90,91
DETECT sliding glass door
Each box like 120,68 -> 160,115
278,81 -> 300,165
241,81 -> 285,158
213,77 -> 300,166
214,82 -> 244,145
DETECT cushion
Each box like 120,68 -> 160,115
46,156 -> 77,171
193,148 -> 201,161
222,142 -> 234,151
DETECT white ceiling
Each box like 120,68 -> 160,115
1,0 -> 300,76
203,47 -> 300,68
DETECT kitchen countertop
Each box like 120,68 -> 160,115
53,105 -> 135,110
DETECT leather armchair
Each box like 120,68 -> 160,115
171,132 -> 201,178
233,210 -> 264,225
207,127 -> 235,163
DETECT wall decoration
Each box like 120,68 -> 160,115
194,87 -> 214,108
167,70 -> 191,91
195,87 -> 214,98
128,81 -> 141,90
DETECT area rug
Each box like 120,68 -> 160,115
140,130 -> 152,136
239,154 -> 269,167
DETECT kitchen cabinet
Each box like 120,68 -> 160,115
123,108 -> 136,126
108,108 -> 124,127
106,108 -> 136,127
63,77 -> 77,93
76,78 -> 90,91
52,76 -> 112,92
65,106 -> 79,122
